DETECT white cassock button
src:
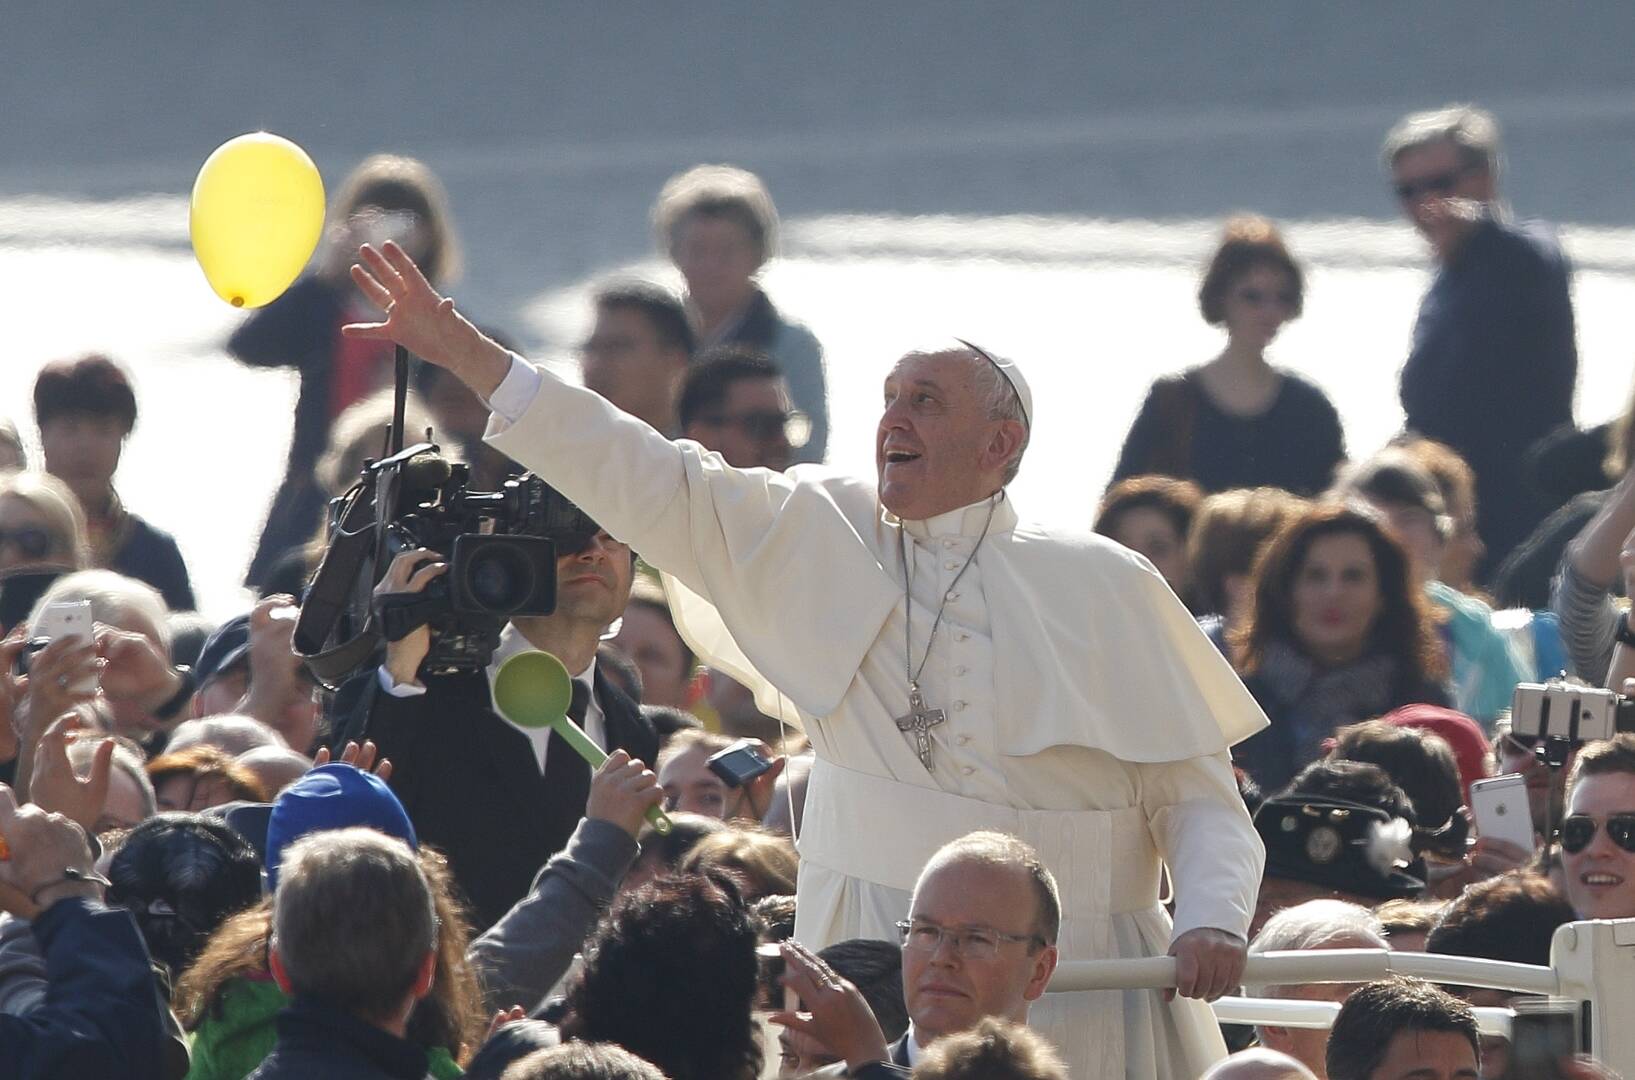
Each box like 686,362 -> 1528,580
957,734 -> 971,745
946,591 -> 960,602
943,539 -> 957,549
955,632 -> 970,642
944,560 -> 959,571
961,766 -> 975,776
954,665 -> 968,676
954,701 -> 967,711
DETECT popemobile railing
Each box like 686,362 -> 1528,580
1045,918 -> 1635,1076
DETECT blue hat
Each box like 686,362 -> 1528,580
194,613 -> 253,686
263,763 -> 417,893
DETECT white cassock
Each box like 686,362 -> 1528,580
483,357 -> 1268,1080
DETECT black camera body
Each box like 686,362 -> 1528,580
296,438 -> 600,684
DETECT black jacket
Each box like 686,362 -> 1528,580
246,996 -> 428,1080
2,898 -> 172,1080
110,510 -> 196,612
343,663 -> 659,931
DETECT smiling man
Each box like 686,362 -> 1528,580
1560,734 -> 1635,921
343,242 -> 1270,1080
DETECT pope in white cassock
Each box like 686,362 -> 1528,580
344,242 -> 1270,1080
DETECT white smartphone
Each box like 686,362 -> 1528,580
32,599 -> 97,693
1469,773 -> 1535,851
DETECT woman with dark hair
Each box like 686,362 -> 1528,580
1230,503 -> 1450,791
227,153 -> 463,588
1113,215 -> 1344,496
33,355 -> 195,610
1094,475 -> 1203,603
560,871 -> 762,1080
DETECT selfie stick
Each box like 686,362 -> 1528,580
492,651 -> 673,835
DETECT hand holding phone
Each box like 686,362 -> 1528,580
27,601 -> 97,695
1469,774 -> 1536,852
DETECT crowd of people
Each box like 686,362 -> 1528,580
0,100 -> 1632,1080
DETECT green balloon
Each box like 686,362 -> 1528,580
492,651 -> 573,729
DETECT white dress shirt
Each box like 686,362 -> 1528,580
377,622 -> 605,774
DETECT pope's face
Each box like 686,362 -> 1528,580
877,350 -> 1019,521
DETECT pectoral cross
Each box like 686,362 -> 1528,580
895,683 -> 946,772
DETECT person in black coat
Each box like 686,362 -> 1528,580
1385,105 -> 1578,578
0,786 -> 173,1080
339,528 -> 659,931
227,154 -> 462,589
250,828 -> 441,1080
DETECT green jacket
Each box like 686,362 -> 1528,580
185,976 -> 462,1079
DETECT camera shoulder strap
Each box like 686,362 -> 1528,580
294,484 -> 385,690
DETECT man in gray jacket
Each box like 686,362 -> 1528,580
469,749 -> 663,1013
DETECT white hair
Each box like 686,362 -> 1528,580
29,569 -> 170,651
167,715 -> 288,756
1381,103 -> 1502,177
1247,899 -> 1387,999
1200,1048 -> 1319,1080
68,737 -> 157,820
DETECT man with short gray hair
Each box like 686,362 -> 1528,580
1387,103 -> 1577,574
250,828 -> 437,1079
1246,900 -> 1388,1079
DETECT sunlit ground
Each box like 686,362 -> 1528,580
7,198 -> 1635,618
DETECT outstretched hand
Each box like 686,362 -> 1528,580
312,740 -> 393,783
344,241 -> 511,399
29,714 -> 113,834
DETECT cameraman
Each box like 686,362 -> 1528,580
341,529 -> 658,931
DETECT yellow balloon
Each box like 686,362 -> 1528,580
190,132 -> 325,309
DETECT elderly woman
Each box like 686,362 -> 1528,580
652,164 -> 827,463
1113,215 -> 1345,496
1231,503 -> 1450,791
229,153 -> 462,587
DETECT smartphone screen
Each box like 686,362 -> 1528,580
1508,998 -> 1579,1080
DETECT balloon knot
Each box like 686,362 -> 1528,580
230,296 -> 245,308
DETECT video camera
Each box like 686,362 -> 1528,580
1511,678 -> 1635,746
293,348 -> 599,686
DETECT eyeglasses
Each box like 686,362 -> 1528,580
0,526 -> 51,559
1560,813 -> 1635,855
696,409 -> 812,448
896,919 -> 1044,959
1392,166 -> 1474,202
1233,287 -> 1298,309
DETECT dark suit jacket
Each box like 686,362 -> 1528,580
340,663 -> 658,931
810,1034 -> 912,1079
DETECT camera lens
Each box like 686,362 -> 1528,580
463,543 -> 535,613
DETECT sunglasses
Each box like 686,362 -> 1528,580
0,526 -> 52,559
1392,166 -> 1473,202
697,409 -> 812,448
1560,813 -> 1635,855
1234,287 -> 1298,309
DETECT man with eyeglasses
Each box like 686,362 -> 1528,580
677,348 -> 807,472
1386,104 -> 1577,578
1559,734 -> 1635,920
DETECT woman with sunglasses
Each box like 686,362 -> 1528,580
0,471 -> 88,577
1111,215 -> 1345,497
1560,734 -> 1635,920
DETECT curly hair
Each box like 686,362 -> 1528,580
560,871 -> 762,1080
1232,502 -> 1446,686
915,1017 -> 1068,1080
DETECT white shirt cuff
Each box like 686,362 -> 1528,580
484,353 -> 544,426
377,665 -> 428,698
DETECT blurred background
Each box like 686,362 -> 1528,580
5,3 -> 1635,616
